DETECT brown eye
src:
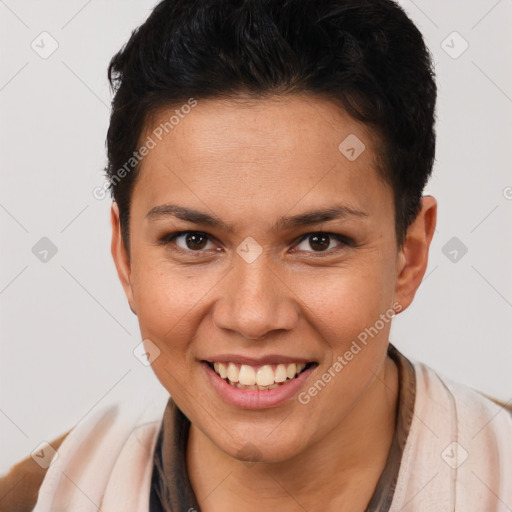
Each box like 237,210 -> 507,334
295,232 -> 349,253
182,232 -> 209,250
161,231 -> 216,252
307,234 -> 330,251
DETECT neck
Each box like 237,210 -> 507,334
187,355 -> 399,512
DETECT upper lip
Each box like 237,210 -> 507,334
202,354 -> 316,366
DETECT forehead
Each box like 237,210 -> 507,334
133,94 -> 391,223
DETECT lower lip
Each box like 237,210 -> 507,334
201,361 -> 317,409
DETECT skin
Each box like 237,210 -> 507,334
111,94 -> 437,511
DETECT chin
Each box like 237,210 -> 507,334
218,431 -> 309,465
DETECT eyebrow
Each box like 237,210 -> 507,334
145,203 -> 368,232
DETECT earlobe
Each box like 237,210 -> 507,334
110,202 -> 137,315
394,196 -> 437,312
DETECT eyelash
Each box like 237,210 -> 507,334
157,230 -> 353,257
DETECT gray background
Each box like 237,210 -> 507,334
1,0 -> 511,474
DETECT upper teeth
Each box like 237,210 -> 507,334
213,362 -> 307,386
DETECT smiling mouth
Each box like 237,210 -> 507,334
204,360 -> 318,391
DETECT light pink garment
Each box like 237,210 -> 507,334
31,391 -> 168,512
32,361 -> 512,511
390,363 -> 512,511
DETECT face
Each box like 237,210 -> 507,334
111,94 -> 430,463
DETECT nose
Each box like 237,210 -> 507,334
212,256 -> 299,340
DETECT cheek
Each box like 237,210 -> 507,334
129,261 -> 207,399
129,257 -> 206,351
294,257 -> 395,339
292,264 -> 396,413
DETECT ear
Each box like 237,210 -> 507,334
394,195 -> 437,313
110,202 -> 137,315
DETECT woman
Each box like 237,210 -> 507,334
2,0 -> 511,510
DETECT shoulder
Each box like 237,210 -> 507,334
34,391 -> 168,512
0,405 -> 130,512
390,358 -> 512,509
413,360 -> 512,427
0,391 -> 169,512
0,431 -> 70,512
474,390 -> 512,414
